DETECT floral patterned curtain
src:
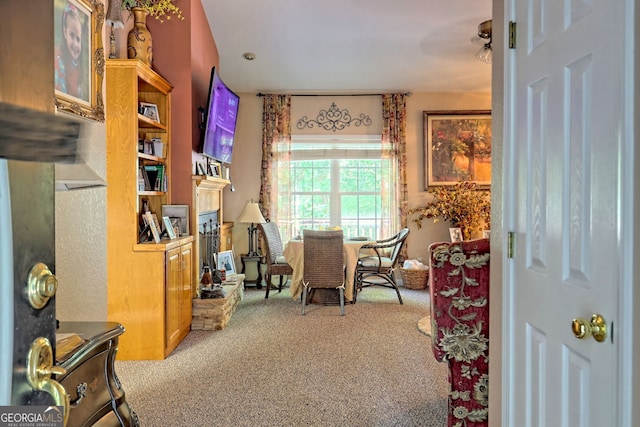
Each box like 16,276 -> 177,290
259,94 -> 292,224
381,93 -> 408,258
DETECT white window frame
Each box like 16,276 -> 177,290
287,135 -> 391,238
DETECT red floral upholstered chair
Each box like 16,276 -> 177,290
428,238 -> 490,427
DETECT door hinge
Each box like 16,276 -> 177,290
509,21 -> 517,49
507,231 -> 515,258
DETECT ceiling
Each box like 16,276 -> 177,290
202,0 -> 493,94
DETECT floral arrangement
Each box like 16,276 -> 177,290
409,182 -> 491,240
122,0 -> 183,21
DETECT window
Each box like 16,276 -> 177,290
275,135 -> 396,240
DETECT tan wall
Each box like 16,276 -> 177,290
55,0 -> 108,321
224,92 -> 492,262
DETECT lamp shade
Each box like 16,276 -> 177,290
105,0 -> 124,29
237,201 -> 266,224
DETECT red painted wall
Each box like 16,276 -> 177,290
146,0 -> 219,205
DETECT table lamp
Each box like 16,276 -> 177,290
105,0 -> 124,59
237,199 -> 266,257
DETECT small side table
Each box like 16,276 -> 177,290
240,254 -> 263,289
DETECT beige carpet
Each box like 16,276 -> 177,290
417,315 -> 431,337
115,285 -> 447,426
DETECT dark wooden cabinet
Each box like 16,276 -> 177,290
55,322 -> 137,427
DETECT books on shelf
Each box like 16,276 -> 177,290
140,164 -> 167,191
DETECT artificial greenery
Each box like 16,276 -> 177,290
409,182 -> 491,240
122,0 -> 183,21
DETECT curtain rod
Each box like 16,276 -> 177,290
256,92 -> 412,97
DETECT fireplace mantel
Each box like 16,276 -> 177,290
192,174 -> 229,191
191,175 -> 230,296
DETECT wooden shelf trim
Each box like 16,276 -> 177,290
133,235 -> 194,252
192,174 -> 230,190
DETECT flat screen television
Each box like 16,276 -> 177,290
200,67 -> 239,165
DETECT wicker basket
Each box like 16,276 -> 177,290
400,268 -> 429,290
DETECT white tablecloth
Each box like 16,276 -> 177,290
283,239 -> 375,302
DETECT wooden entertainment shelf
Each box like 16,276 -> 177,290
106,60 -> 193,360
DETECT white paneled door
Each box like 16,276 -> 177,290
504,0 -> 634,425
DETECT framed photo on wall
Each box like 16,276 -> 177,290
424,110 -> 492,189
54,0 -> 104,121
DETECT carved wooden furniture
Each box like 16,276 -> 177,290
55,322 -> 137,426
428,238 -> 490,427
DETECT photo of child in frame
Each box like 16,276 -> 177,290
54,0 -> 90,102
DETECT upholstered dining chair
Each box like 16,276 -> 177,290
257,221 -> 293,299
353,228 -> 409,304
302,229 -> 346,316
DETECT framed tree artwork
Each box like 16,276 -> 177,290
423,110 -> 492,189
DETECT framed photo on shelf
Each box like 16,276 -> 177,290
169,218 -> 181,238
144,212 -> 161,243
162,204 -> 189,236
449,227 -> 463,243
196,162 -> 207,176
150,213 -> 162,235
423,110 -> 492,189
163,216 -> 177,239
140,102 -> 159,122
54,0 -> 104,121
208,162 -> 221,177
217,250 -> 236,275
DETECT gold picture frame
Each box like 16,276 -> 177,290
424,110 -> 491,189
54,0 -> 105,121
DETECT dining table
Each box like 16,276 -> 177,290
283,237 -> 376,302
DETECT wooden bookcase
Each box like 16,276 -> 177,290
106,59 -> 193,360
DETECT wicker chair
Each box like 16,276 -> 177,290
302,229 -> 346,316
257,221 -> 293,299
353,228 -> 409,304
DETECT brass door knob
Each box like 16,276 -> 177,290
571,314 -> 607,342
27,337 -> 70,425
27,263 -> 58,309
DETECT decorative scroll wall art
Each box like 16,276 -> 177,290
296,102 -> 372,132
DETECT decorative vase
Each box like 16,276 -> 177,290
127,7 -> 152,66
